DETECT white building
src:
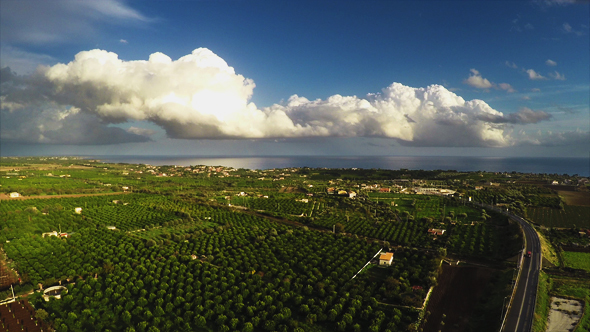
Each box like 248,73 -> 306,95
379,252 -> 394,266
9,192 -> 21,198
74,207 -> 82,214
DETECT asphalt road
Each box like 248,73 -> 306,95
482,205 -> 541,332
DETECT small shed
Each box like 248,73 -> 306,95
74,207 -> 82,214
379,252 -> 394,266
428,228 -> 446,236
9,192 -> 21,198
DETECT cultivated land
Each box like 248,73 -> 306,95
562,252 -> 590,272
0,157 -> 588,332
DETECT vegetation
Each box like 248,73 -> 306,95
562,252 -> 590,272
1,157 -> 586,331
532,271 -> 551,332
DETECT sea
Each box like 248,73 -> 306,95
92,155 -> 590,177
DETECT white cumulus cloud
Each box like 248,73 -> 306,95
464,69 -> 493,89
1,48 -> 562,148
526,69 -> 546,80
545,59 -> 557,66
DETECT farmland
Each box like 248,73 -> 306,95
1,157 -> 587,332
562,252 -> 590,272
527,205 -> 590,228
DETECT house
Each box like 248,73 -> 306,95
122,186 -> 129,191
42,231 -> 58,238
428,228 -> 446,236
379,252 -> 394,266
106,226 -> 117,230
379,188 -> 391,193
9,192 -> 21,198
552,180 -> 559,185
327,187 -> 335,194
74,207 -> 82,214
348,191 -> 357,198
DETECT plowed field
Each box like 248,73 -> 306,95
423,265 -> 494,332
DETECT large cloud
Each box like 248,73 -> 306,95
0,67 -> 151,145
1,48 -> 563,147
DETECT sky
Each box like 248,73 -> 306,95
1,0 -> 589,158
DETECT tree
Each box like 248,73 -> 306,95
122,311 -> 132,325
334,223 -> 345,233
36,309 -> 49,321
242,322 -> 254,332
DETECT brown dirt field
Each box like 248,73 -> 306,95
423,265 -> 495,332
0,192 -> 130,201
0,262 -> 18,290
557,191 -> 590,206
0,300 -> 49,332
278,186 -> 305,193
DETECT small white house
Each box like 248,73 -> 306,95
74,207 -> 82,214
106,226 -> 117,230
379,252 -> 394,266
9,192 -> 21,198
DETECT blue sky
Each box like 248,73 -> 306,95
1,0 -> 588,157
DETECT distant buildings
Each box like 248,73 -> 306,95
413,187 -> 456,196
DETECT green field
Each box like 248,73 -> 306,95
563,251 -> 590,272
527,205 -> 590,228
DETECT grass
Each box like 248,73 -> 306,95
562,252 -> 590,272
536,229 -> 560,267
532,271 -> 551,332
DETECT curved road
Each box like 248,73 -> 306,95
503,211 -> 541,332
481,204 -> 541,332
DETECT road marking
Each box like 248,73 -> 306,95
515,227 -> 533,330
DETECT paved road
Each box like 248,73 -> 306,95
502,211 -> 541,332
480,204 -> 541,332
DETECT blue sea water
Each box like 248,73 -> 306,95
93,155 -> 590,176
